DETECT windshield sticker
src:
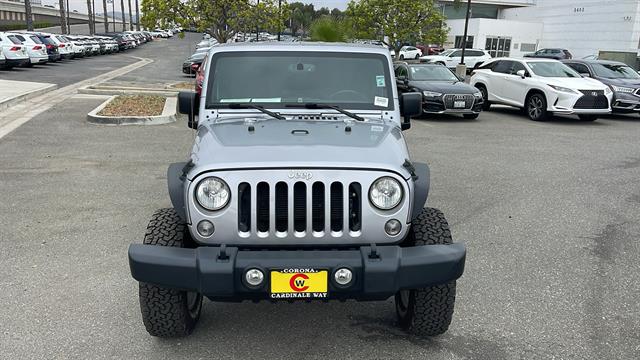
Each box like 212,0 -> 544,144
374,96 -> 389,107
251,98 -> 281,103
371,125 -> 383,132
376,75 -> 386,87
220,98 -> 252,103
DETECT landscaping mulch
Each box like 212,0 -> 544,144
98,95 -> 166,117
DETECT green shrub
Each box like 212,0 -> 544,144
310,16 -> 346,42
0,22 -> 54,31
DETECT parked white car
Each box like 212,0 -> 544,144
470,57 -> 613,121
0,31 -> 29,68
50,34 -> 73,59
420,48 -> 491,70
398,46 -> 422,60
5,32 -> 47,66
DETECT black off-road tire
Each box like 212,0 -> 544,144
138,208 -> 203,337
395,207 -> 457,336
476,85 -> 491,111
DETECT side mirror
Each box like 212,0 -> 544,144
178,91 -> 200,129
400,92 -> 422,130
580,73 -> 590,78
516,69 -> 527,79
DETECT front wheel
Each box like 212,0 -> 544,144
400,55 -> 405,60
415,54 -> 420,59
578,114 -> 598,121
395,208 -> 457,336
138,208 -> 202,337
477,86 -> 491,111
526,93 -> 548,121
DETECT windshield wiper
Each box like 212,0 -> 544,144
285,103 -> 365,122
226,103 -> 285,120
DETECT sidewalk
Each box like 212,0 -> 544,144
0,79 -> 57,111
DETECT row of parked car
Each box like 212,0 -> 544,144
0,30 -> 163,69
394,55 -> 640,122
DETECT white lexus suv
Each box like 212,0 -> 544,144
470,58 -> 612,121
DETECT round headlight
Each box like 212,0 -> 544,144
369,177 -> 403,210
195,177 -> 230,211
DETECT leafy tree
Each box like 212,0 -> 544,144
310,16 -> 345,42
345,0 -> 447,56
141,0 -> 288,43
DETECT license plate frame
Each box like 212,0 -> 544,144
269,268 -> 329,300
454,100 -> 466,108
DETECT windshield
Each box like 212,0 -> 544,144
439,49 -> 454,56
409,66 -> 458,81
591,63 -> 640,79
527,62 -> 580,78
206,51 -> 393,110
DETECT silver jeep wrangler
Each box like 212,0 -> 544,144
128,42 -> 466,337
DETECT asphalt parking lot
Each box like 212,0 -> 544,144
0,37 -> 639,360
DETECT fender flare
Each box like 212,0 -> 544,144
411,162 -> 430,221
167,162 -> 188,222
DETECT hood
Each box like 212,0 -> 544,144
409,80 -> 478,94
595,76 -> 640,88
544,76 -> 608,90
188,118 -> 411,180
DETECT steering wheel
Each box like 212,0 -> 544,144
329,90 -> 368,102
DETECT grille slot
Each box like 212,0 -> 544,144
256,182 -> 269,232
275,182 -> 288,232
237,183 -> 251,232
330,182 -> 344,232
349,183 -> 362,232
236,180 -> 361,237
312,182 -> 325,232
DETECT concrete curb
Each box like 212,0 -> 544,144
78,87 -> 179,97
87,96 -> 177,125
0,83 -> 58,112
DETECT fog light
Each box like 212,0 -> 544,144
334,268 -> 353,286
197,220 -> 215,237
245,268 -> 264,287
384,219 -> 402,236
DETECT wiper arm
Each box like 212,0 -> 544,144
226,103 -> 285,120
285,103 -> 365,122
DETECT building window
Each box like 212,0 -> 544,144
455,36 -> 474,49
485,36 -> 511,57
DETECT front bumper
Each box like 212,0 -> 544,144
129,243 -> 466,301
611,92 -> 640,113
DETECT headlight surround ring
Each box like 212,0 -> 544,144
195,177 -> 230,211
369,176 -> 403,210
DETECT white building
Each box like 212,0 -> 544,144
441,0 -> 640,63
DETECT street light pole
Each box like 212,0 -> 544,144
460,0 -> 471,65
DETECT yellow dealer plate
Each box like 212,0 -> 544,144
270,269 -> 328,300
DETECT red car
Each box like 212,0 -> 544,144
195,53 -> 208,95
416,44 -> 444,56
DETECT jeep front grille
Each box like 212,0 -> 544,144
187,169 -> 411,245
238,181 -> 362,236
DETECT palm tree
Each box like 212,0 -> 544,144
58,0 -> 67,34
134,0 -> 140,30
86,0 -> 94,34
127,0 -> 133,30
103,0 -> 109,32
120,0 -> 126,31
24,0 -> 33,31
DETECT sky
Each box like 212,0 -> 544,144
39,0 -> 350,15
